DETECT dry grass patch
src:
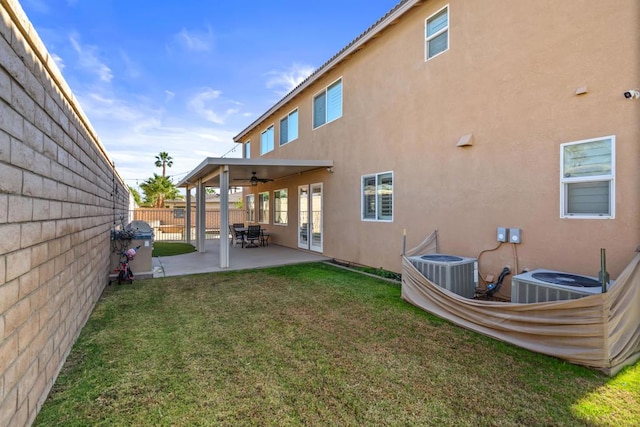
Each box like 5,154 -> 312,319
35,263 -> 638,426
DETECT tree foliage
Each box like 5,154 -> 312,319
128,186 -> 143,206
140,174 -> 182,208
155,152 -> 174,177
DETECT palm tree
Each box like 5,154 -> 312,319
128,186 -> 143,206
154,152 -> 173,177
140,174 -> 182,208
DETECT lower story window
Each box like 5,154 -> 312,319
246,194 -> 255,223
362,171 -> 393,221
560,136 -> 615,218
258,192 -> 269,224
274,189 -> 288,225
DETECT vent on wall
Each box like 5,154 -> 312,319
511,269 -> 612,303
408,254 -> 477,298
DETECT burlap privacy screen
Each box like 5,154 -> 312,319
401,231 -> 640,375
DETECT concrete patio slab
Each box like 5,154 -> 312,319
152,240 -> 330,278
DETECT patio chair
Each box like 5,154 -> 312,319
244,225 -> 261,248
229,225 -> 244,248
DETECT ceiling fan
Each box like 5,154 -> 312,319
233,171 -> 273,186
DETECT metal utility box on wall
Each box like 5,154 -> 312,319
509,227 -> 522,243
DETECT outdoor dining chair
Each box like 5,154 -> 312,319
244,225 -> 261,248
229,225 -> 244,248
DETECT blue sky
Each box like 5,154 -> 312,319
20,0 -> 399,189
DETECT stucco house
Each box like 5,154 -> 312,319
180,0 -> 639,298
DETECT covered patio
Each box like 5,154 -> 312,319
177,158 -> 333,269
152,239 -> 330,277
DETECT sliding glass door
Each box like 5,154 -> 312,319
298,183 -> 323,252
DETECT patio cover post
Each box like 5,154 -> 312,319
219,165 -> 230,268
197,179 -> 206,252
185,186 -> 192,244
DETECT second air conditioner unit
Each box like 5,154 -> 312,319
511,269 -> 613,303
408,254 -> 477,298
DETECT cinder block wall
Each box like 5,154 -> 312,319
0,1 -> 129,425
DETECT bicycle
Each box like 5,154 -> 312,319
112,246 -> 140,284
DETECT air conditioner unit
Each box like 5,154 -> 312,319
408,254 -> 477,298
511,269 -> 613,303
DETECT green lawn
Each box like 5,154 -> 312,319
152,241 -> 196,257
35,263 -> 639,426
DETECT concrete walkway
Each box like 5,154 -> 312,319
152,240 -> 330,278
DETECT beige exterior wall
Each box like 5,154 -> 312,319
0,1 -> 129,425
239,1 -> 640,288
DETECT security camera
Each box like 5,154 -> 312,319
623,89 -> 640,99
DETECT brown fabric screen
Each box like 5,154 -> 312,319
401,252 -> 640,375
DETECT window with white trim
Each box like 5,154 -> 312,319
274,189 -> 288,225
560,136 -> 615,218
244,141 -> 250,159
258,192 -> 269,224
425,5 -> 449,60
246,194 -> 255,223
313,78 -> 342,129
362,172 -> 393,221
279,109 -> 298,146
260,125 -> 274,155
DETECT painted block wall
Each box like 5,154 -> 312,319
0,1 -> 129,425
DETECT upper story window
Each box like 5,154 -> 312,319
313,78 -> 342,129
560,136 -> 615,219
260,126 -> 274,155
244,141 -> 250,159
425,5 -> 449,60
362,171 -> 393,222
279,109 -> 299,146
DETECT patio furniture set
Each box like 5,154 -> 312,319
230,223 -> 270,248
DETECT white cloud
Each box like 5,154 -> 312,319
77,91 -> 147,122
175,26 -> 214,52
164,90 -> 176,103
103,122 -> 240,187
187,88 -> 241,125
266,63 -> 315,95
51,53 -> 65,71
69,32 -> 113,82
119,51 -> 142,79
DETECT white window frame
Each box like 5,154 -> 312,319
273,188 -> 288,226
560,135 -> 615,219
279,109 -> 299,146
244,141 -> 250,159
258,191 -> 270,224
246,194 -> 255,223
260,125 -> 274,155
312,77 -> 343,129
361,171 -> 394,222
425,4 -> 449,61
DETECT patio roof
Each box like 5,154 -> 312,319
177,157 -> 334,188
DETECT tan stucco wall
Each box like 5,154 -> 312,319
0,1 -> 129,425
241,0 -> 640,290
